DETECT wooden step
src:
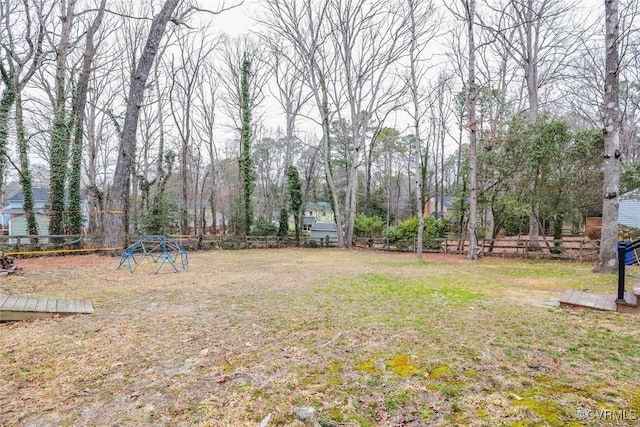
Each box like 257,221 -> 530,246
559,290 -> 616,311
616,291 -> 640,314
0,294 -> 93,322
617,291 -> 637,306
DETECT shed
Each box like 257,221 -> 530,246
8,214 -> 50,244
619,189 -> 640,229
310,222 -> 338,246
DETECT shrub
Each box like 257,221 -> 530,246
249,217 -> 278,236
354,214 -> 386,237
585,226 -> 601,240
386,216 -> 448,250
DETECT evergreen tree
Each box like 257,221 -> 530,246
287,165 -> 303,244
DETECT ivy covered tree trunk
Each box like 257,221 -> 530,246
0,71 -> 15,198
287,165 -> 303,244
278,208 -> 288,237
101,0 -> 180,253
48,0 -> 76,239
68,0 -> 106,236
15,92 -> 39,239
239,57 -> 255,235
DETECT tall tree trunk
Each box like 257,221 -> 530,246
15,92 -> 38,239
408,0 -> 424,259
68,0 -> 107,235
49,0 -> 76,239
596,0 -> 621,273
465,0 -> 479,260
0,71 -> 15,201
102,0 -> 180,253
239,57 -> 254,235
317,71 -> 344,247
525,0 -> 541,249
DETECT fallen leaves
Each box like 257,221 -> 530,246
1,251 -> 639,426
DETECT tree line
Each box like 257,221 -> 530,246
0,0 -> 638,271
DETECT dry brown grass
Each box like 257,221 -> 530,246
2,249 -> 640,426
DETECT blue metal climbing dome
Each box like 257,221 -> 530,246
117,235 -> 188,274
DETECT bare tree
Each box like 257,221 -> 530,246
465,0 -> 479,260
263,35 -> 311,204
167,31 -> 218,234
102,0 -> 181,251
261,0 -> 346,247
193,58 -> 220,234
596,0 -> 622,273
327,0 -> 410,248
482,0 -> 582,248
0,0 -> 55,239
405,0 -> 439,258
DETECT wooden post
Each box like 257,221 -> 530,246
579,240 -> 583,263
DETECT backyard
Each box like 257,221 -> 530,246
1,249 -> 640,426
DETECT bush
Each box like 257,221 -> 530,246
585,226 -> 601,240
386,216 -> 448,250
249,217 -> 278,236
354,214 -> 386,237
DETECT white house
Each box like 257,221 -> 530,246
619,189 -> 640,229
1,188 -> 50,227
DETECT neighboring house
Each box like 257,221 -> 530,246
302,216 -> 315,232
302,201 -> 334,223
425,196 -> 455,219
9,214 -> 50,244
1,188 -> 50,229
310,222 -> 338,246
287,201 -> 334,233
619,189 -> 640,229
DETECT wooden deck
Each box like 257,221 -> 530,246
0,294 -> 94,321
559,290 -> 617,312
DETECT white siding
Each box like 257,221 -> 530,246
619,189 -> 640,228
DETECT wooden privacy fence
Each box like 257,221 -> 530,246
0,233 -> 600,262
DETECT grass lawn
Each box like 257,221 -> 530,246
2,249 -> 640,426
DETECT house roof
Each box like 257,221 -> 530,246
9,188 -> 49,202
310,222 -> 337,232
620,189 -> 640,200
305,201 -> 332,211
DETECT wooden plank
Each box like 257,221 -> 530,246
559,290 -> 574,305
57,299 -> 68,313
3,295 -> 20,310
567,290 -> 581,305
1,311 -> 56,321
12,296 -> 29,311
81,300 -> 94,314
35,298 -> 48,312
1,294 -> 93,317
67,299 -> 77,313
576,291 -> 592,306
597,295 -> 617,311
23,297 -> 38,312
581,293 -> 599,308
